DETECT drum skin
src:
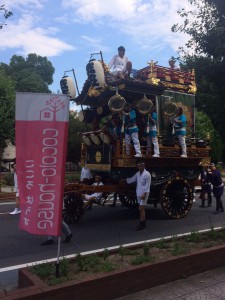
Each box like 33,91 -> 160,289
86,60 -> 105,88
82,135 -> 92,146
78,110 -> 94,123
99,132 -> 111,144
90,133 -> 101,145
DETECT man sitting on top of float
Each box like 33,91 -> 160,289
108,46 -> 132,79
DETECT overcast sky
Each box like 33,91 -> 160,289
1,0 -> 193,110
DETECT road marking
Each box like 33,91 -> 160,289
0,226 -> 224,273
0,202 -> 15,206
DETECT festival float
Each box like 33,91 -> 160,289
60,53 -> 211,222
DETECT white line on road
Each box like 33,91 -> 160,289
0,226 -> 224,273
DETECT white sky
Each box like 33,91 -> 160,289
1,0 -> 193,110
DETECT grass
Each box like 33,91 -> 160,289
31,227 -> 225,286
185,230 -> 202,243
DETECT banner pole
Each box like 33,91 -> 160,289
55,236 -> 61,278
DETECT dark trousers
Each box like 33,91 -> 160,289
216,196 -> 224,212
200,191 -> 212,207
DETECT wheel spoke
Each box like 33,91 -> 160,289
118,192 -> 138,208
161,178 -> 193,219
63,193 -> 84,223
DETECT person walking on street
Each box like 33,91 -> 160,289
10,164 -> 21,215
199,165 -> 212,208
121,161 -> 151,230
208,163 -> 224,214
41,220 -> 72,246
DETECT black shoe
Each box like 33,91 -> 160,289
41,239 -> 54,246
208,204 -> 212,207
213,211 -> 220,214
109,204 -> 116,207
135,221 -> 146,231
199,205 -> 205,208
62,233 -> 72,243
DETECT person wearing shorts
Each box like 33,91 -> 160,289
122,161 -> 151,230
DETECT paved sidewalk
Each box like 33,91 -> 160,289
0,270 -> 18,293
117,266 -> 225,299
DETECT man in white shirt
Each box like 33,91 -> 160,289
79,162 -> 93,182
81,175 -> 104,210
108,46 -> 132,79
121,162 -> 151,230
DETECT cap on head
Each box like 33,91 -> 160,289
118,46 -> 125,52
209,163 -> 215,167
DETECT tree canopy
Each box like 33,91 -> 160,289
195,110 -> 224,162
0,71 -> 15,156
0,53 -> 55,162
0,54 -> 55,93
172,0 -> 225,60
172,0 -> 225,161
67,111 -> 91,164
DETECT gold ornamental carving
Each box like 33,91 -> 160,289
188,83 -> 197,94
146,60 -> 160,85
160,81 -> 189,91
87,86 -> 106,97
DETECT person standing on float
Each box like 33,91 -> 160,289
144,106 -> 160,157
123,103 -> 142,157
173,106 -> 187,158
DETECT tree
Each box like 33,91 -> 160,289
0,71 -> 15,157
67,111 -> 91,164
0,4 -> 13,29
0,54 -> 55,93
172,0 -> 225,160
172,0 -> 225,60
195,110 -> 224,162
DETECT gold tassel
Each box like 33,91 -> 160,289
146,115 -> 150,133
121,115 -> 125,133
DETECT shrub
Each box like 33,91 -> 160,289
3,173 -> 14,186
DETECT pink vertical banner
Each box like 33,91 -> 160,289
16,93 -> 70,236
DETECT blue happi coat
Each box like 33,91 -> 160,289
174,114 -> 186,136
124,109 -> 139,135
144,112 -> 157,138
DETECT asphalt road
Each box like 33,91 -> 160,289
1,195 -> 225,269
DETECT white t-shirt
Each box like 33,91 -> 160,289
126,169 -> 151,197
90,182 -> 104,200
108,55 -> 129,73
80,167 -> 92,181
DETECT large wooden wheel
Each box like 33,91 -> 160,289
118,191 -> 139,208
160,177 -> 193,219
63,193 -> 85,223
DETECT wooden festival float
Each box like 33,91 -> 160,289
60,54 -> 211,223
